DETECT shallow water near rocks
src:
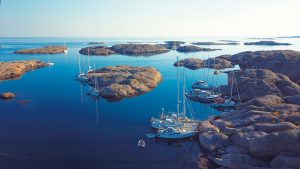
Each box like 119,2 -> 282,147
0,37 -> 300,169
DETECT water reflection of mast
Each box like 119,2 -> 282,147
95,97 -> 100,128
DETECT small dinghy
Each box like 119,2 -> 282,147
192,80 -> 213,90
214,70 -> 220,75
137,140 -> 146,148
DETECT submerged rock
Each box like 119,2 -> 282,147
14,46 -> 67,54
244,41 -> 291,46
0,92 -> 16,100
87,65 -> 162,100
0,60 -> 49,80
176,45 -> 220,53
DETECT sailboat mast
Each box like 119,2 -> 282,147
78,51 -> 82,74
177,56 -> 180,120
182,68 -> 186,117
88,47 -> 91,70
94,64 -> 97,89
230,71 -> 234,100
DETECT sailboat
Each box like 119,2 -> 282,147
151,57 -> 198,130
151,57 -> 198,139
87,47 -> 93,73
191,80 -> 213,90
88,65 -> 100,97
210,71 -> 239,110
77,51 -> 89,82
47,54 -> 55,66
63,41 -> 68,53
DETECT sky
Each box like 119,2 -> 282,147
0,0 -> 299,37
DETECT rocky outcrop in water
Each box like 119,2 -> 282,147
229,50 -> 300,85
225,69 -> 300,102
14,46 -> 67,54
192,42 -> 239,45
88,42 -> 104,45
174,58 -> 204,70
277,36 -> 300,39
198,95 -> 300,169
80,44 -> 170,56
0,60 -> 49,80
110,44 -> 169,56
197,50 -> 300,169
79,46 -> 116,56
87,65 -> 162,101
244,41 -> 291,46
176,45 -> 220,53
174,55 -> 233,70
0,92 -> 16,100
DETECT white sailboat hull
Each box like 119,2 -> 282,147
157,131 -> 197,139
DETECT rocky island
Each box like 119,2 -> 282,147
174,55 -> 233,70
0,60 -> 49,80
79,44 -> 170,56
88,42 -> 104,45
0,92 -> 16,100
192,42 -> 239,45
14,46 -> 68,54
244,41 -> 291,46
79,46 -> 116,56
87,65 -> 162,101
193,50 -> 300,169
176,45 -> 221,53
110,44 -> 169,56
219,40 -> 240,43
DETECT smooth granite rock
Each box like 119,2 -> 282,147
110,44 -> 170,56
87,65 -> 162,100
270,152 -> 300,169
0,60 -> 49,80
192,42 -> 239,45
0,92 -> 16,100
176,45 -> 220,53
244,41 -> 291,46
199,131 -> 231,152
79,46 -> 116,56
15,46 -> 67,54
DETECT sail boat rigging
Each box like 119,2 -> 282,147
150,56 -> 199,139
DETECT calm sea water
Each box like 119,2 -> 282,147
0,37 -> 300,169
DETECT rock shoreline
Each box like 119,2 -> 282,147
195,50 -> 300,169
0,60 -> 49,81
87,65 -> 162,101
244,41 -> 291,46
80,44 -> 170,56
176,45 -> 221,53
192,42 -> 239,45
14,46 -> 67,54
174,55 -> 233,70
